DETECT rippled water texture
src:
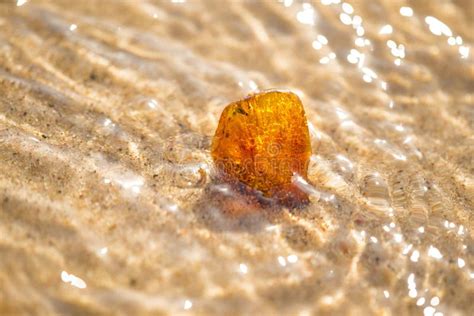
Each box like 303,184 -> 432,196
0,0 -> 473,315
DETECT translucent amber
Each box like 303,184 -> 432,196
211,91 -> 312,207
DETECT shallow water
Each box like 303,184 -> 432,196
0,0 -> 473,315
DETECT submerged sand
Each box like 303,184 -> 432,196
0,0 -> 473,315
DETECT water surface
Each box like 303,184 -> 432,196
0,0 -> 473,315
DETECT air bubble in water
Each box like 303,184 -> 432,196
361,173 -> 390,208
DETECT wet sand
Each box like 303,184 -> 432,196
0,0 -> 473,315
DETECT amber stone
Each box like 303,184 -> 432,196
211,90 -> 312,207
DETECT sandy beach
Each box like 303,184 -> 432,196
0,0 -> 473,315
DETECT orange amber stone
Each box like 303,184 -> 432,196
211,90 -> 312,207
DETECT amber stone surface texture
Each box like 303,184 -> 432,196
211,91 -> 312,205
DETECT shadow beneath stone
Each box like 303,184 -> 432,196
193,181 -> 288,233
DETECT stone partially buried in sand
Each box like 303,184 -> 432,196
211,91 -> 312,207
